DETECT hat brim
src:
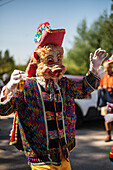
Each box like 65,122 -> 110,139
107,60 -> 113,64
35,29 -> 65,51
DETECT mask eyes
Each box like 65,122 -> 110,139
47,53 -> 61,65
57,54 -> 61,63
57,57 -> 60,62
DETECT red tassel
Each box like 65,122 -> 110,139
37,21 -> 50,30
109,145 -> 113,163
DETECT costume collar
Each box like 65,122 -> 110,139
36,76 -> 60,91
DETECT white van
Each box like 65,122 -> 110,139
64,75 -> 100,128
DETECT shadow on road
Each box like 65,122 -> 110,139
0,117 -> 30,170
70,119 -> 113,170
0,117 -> 113,170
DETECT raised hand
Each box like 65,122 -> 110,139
90,48 -> 108,75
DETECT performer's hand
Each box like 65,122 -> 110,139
7,70 -> 27,91
89,48 -> 108,76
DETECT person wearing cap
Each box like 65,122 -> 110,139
104,102 -> 113,164
0,79 -> 4,93
98,56 -> 113,142
0,22 -> 108,170
2,73 -> 10,85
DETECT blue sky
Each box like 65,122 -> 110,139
0,0 -> 111,65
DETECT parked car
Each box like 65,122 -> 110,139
64,75 -> 101,128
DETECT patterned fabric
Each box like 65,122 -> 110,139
30,155 -> 71,170
34,22 -> 50,43
0,72 -> 99,165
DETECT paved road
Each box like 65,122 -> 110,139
0,115 -> 113,170
70,119 -> 113,170
0,115 -> 30,170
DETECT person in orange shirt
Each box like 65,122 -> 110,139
99,59 -> 113,142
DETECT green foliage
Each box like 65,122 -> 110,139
15,64 -> 27,71
1,11 -> 113,78
99,19 -> 113,55
0,50 -> 15,78
65,11 -> 113,75
0,50 -> 27,79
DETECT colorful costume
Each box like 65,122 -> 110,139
0,74 -> 99,164
0,22 -> 107,169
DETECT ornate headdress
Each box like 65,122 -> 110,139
34,21 -> 65,51
26,22 -> 66,77
106,55 -> 113,64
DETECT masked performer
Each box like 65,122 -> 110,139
0,22 -> 108,170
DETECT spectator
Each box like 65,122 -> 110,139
2,73 -> 10,85
98,56 -> 113,142
104,102 -> 113,164
0,79 -> 4,93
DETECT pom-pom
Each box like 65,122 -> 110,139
34,22 -> 50,43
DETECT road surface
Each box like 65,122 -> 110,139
0,114 -> 113,170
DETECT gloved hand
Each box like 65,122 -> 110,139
96,66 -> 106,78
7,70 -> 27,91
89,48 -> 108,77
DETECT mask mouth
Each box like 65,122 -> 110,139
38,65 -> 65,79
50,68 -> 63,77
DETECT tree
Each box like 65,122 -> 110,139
99,19 -> 113,56
64,11 -> 113,75
0,50 -> 15,78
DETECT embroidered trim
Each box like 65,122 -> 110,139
9,113 -> 18,145
25,148 -> 60,157
25,139 -> 74,157
90,71 -> 100,80
36,80 -> 54,162
0,105 -> 12,115
29,160 -> 61,166
59,89 -> 67,145
84,76 -> 95,91
36,80 -> 49,151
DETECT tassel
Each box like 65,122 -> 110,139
109,145 -> 113,164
